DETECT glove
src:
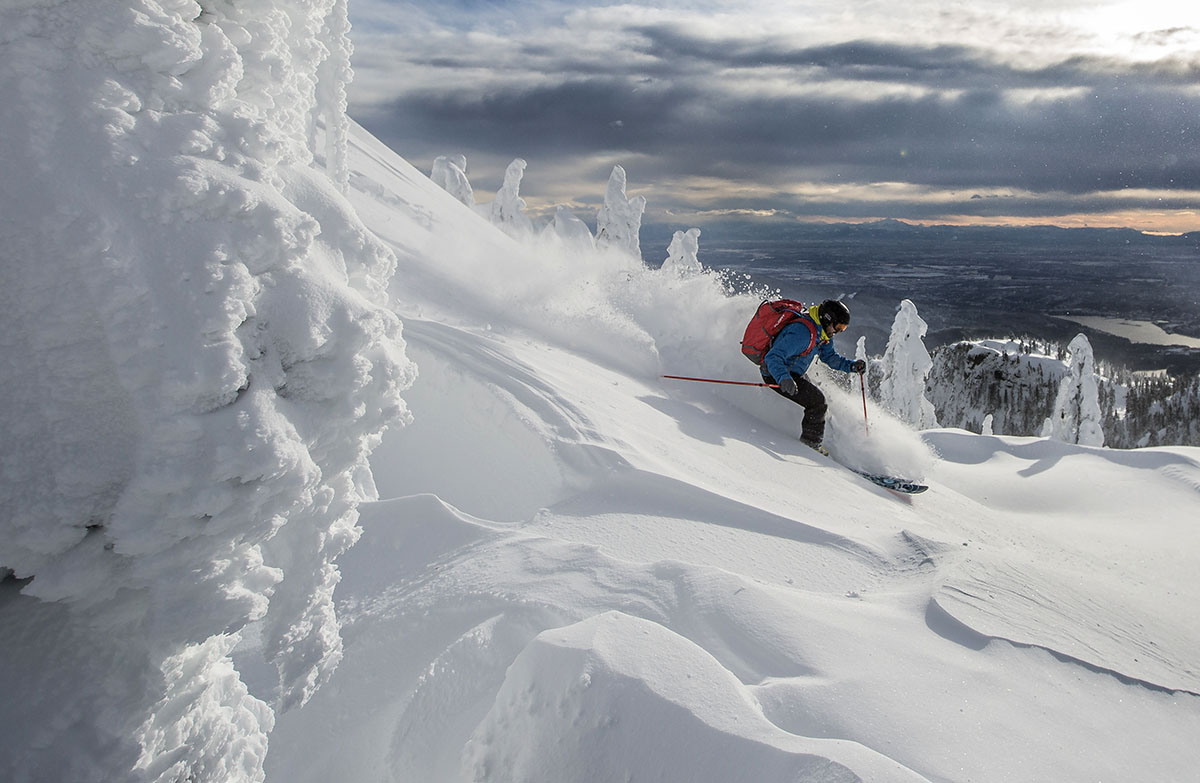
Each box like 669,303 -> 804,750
851,359 -> 867,374
779,376 -> 799,396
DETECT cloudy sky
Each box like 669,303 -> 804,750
347,0 -> 1200,234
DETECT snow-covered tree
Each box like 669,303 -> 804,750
927,338 -> 1200,447
1045,334 -> 1105,447
929,339 -> 1075,438
0,2 -> 415,779
595,165 -> 646,259
878,299 -> 938,429
545,205 -> 595,249
489,158 -> 534,236
661,227 -> 701,277
431,154 -> 475,207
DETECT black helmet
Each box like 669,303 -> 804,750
818,299 -> 851,330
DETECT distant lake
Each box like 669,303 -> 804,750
1053,316 -> 1200,348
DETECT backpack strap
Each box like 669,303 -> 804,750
796,313 -> 818,357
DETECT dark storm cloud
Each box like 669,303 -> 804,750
630,28 -> 995,82
361,63 -> 1200,193
631,25 -> 1200,87
348,5 -> 1200,229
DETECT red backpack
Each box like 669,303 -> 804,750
740,299 -> 818,365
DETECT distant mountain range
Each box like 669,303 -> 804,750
642,218 -> 1200,247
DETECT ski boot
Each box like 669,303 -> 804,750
801,437 -> 829,457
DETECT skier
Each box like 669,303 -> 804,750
761,299 -> 865,455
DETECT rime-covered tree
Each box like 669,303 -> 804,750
0,1 -> 415,778
490,158 -> 534,236
595,165 -> 646,259
661,228 -> 702,277
545,205 -> 595,250
1044,334 -> 1105,446
878,299 -> 938,429
431,154 -> 475,207
928,336 -> 1200,448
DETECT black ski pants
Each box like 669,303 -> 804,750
763,371 -> 827,442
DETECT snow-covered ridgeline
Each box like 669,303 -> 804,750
926,340 -> 1068,438
926,335 -> 1107,445
467,155 -> 648,264
0,1 -> 412,780
927,336 -> 1200,447
2,3 -> 1193,779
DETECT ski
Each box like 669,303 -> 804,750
799,440 -> 929,494
850,469 -> 928,494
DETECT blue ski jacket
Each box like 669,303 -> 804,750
761,305 -> 856,382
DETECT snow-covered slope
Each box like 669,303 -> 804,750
260,124 -> 1200,783
3,4 -> 1199,782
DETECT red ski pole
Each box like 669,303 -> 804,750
663,375 -> 779,389
859,371 -> 870,436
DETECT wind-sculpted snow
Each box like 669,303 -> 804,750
923,430 -> 1200,695
463,612 -> 923,783
267,492 -> 925,782
545,204 -> 596,251
0,2 -> 412,780
271,386 -> 1200,781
